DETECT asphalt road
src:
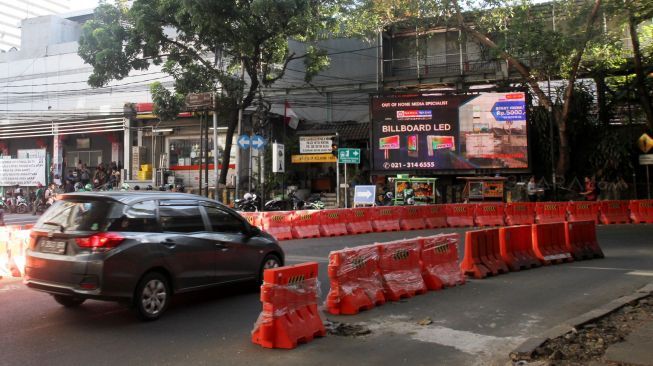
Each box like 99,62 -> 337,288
1,224 -> 652,366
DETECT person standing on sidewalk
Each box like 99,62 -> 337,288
580,176 -> 598,201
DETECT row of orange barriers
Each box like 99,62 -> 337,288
250,221 -> 604,350
240,200 -> 653,241
460,220 -> 603,279
324,233 -> 465,316
0,225 -> 32,279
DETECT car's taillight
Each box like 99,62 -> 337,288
76,232 -> 125,251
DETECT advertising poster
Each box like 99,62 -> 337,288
371,92 -> 528,172
0,158 -> 46,186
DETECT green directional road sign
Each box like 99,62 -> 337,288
338,148 -> 361,164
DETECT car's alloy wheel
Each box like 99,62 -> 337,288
258,254 -> 281,284
134,272 -> 170,321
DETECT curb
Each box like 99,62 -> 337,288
510,282 -> 653,362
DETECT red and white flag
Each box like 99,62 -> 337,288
284,100 -> 299,130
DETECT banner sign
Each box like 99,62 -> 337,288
371,92 -> 528,172
272,143 -> 285,173
0,158 -> 46,186
299,136 -> 333,154
17,149 -> 46,160
291,154 -> 337,163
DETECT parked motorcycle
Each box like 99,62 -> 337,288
304,193 -> 326,210
15,195 -> 29,214
264,191 -> 305,211
235,193 -> 260,212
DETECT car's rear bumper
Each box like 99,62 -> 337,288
23,278 -> 127,302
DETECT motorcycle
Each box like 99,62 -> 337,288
304,193 -> 326,210
264,191 -> 305,211
235,194 -> 260,212
15,195 -> 29,214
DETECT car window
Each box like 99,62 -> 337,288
107,200 -> 159,232
35,199 -> 117,232
159,204 -> 206,233
204,206 -> 246,233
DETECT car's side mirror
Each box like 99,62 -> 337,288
247,225 -> 261,237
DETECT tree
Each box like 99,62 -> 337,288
78,0 -> 342,186
348,0 -> 608,176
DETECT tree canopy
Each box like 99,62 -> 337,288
79,0 -> 347,185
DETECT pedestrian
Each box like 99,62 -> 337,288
80,164 -> 91,186
64,179 -> 75,193
580,176 -> 597,201
527,176 -> 538,202
93,164 -> 107,187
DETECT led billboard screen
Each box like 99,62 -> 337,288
371,92 -> 528,171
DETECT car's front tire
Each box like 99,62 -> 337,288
53,295 -> 86,307
133,272 -> 170,321
257,253 -> 282,284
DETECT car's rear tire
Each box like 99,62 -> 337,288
257,254 -> 282,284
133,272 -> 170,321
53,295 -> 86,308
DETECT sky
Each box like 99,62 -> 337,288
68,0 -> 99,12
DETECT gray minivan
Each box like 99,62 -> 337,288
24,192 -> 284,320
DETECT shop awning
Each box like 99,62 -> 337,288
0,117 -> 126,139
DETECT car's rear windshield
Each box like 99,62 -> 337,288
34,198 -> 123,232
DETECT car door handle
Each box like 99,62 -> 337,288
160,239 -> 176,247
215,242 -> 229,251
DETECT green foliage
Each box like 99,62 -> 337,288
79,0 -> 347,184
149,82 -> 185,122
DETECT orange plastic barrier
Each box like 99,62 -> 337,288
531,222 -> 573,265
629,199 -> 653,224
445,204 -> 475,227
251,262 -> 326,349
505,202 -> 536,226
419,234 -> 465,290
239,212 -> 262,228
370,207 -> 401,232
291,210 -> 322,239
565,221 -> 604,260
325,245 -> 385,315
260,211 -> 294,241
599,200 -> 630,224
498,225 -> 541,271
423,205 -> 448,228
474,203 -> 506,227
319,209 -> 349,237
377,239 -> 427,301
399,206 -> 427,231
567,201 -> 600,224
460,229 -> 509,279
346,207 -> 374,234
535,202 -> 568,224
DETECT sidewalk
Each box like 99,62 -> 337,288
602,319 -> 653,366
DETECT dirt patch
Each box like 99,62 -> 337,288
325,319 -> 372,337
516,296 -> 653,365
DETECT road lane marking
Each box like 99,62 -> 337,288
285,255 -> 329,263
567,266 -> 641,271
626,271 -> 653,277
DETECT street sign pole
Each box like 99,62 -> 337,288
344,163 -> 348,208
336,155 -> 340,208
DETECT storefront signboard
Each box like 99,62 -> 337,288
299,135 -> 333,154
0,158 -> 46,186
291,154 -> 337,163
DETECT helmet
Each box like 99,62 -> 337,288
406,197 -> 415,205
85,184 -> 93,191
121,183 -> 130,191
74,182 -> 83,191
146,185 -> 153,191
244,192 -> 253,200
385,192 -> 394,199
133,185 -> 140,191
